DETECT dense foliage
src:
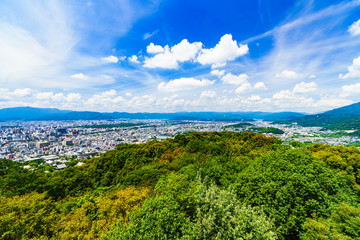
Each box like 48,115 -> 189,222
0,131 -> 359,239
250,127 -> 285,134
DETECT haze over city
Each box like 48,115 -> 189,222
1,0 -> 360,113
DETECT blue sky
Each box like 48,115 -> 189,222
1,0 -> 360,113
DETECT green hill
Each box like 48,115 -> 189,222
1,132 -> 360,239
282,102 -> 360,130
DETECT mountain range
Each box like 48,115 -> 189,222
1,102 -> 360,130
0,107 -> 305,122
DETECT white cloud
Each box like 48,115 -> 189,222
128,55 -> 140,63
309,74 -> 317,79
143,30 -> 159,40
144,34 -> 248,69
52,92 -> 81,102
171,39 -> 203,62
339,56 -> 360,79
341,82 -> 360,97
253,82 -> 267,90
314,97 -> 353,108
0,88 -> 10,99
0,88 -> 33,99
210,69 -> 225,77
200,90 -> 216,98
112,95 -> 125,103
36,92 -> 53,100
147,43 -> 165,54
144,40 -> 202,69
273,82 -> 317,99
275,70 -> 303,79
33,91 -> 82,104
52,93 -> 66,102
102,89 -> 117,97
348,19 -> 360,36
197,34 -> 248,68
86,90 -> 118,105
10,88 -> 32,97
293,82 -> 317,93
235,82 -> 252,94
0,23 -> 56,83
273,90 -> 293,99
66,93 -> 81,101
247,95 -> 261,101
71,73 -> 88,80
157,78 -> 215,92
101,55 -> 119,63
143,51 -> 179,69
221,73 -> 249,85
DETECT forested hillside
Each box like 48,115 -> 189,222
283,101 -> 360,130
1,132 -> 360,239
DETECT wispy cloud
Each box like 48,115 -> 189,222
1,0 -> 360,113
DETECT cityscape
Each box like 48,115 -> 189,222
1,118 -> 359,171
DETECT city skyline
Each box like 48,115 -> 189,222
1,0 -> 360,113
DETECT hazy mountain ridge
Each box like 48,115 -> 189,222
0,107 -> 305,121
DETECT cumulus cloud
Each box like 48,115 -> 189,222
71,73 -> 88,80
293,82 -> 317,93
200,90 -> 216,98
348,19 -> 360,36
235,82 -> 252,94
0,88 -> 33,99
253,82 -> 267,90
171,39 -> 203,62
66,93 -> 81,101
341,82 -> 360,97
144,40 -> 202,69
128,55 -> 140,63
273,90 -> 293,99
33,91 -> 82,103
36,92 -> 54,100
157,78 -> 214,92
276,70 -> 303,79
11,88 -> 32,97
144,34 -> 247,69
197,34 -> 248,68
210,69 -> 225,77
101,55 -> 119,63
86,90 -> 120,105
53,92 -> 81,102
143,51 -> 179,69
273,82 -> 317,99
339,56 -> 360,79
309,74 -> 316,79
221,73 -> 249,85
247,95 -> 261,101
147,43 -> 166,54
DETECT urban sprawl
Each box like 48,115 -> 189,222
1,119 -> 359,171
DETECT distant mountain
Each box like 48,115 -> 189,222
0,107 -> 305,121
111,112 -> 305,121
282,102 -> 360,130
0,107 -> 70,121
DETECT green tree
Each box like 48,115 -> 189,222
235,150 -> 356,239
301,203 -> 360,240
